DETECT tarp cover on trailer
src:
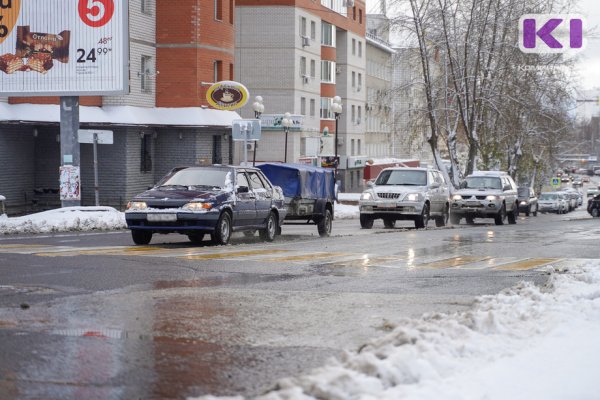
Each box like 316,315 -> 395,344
258,163 -> 335,200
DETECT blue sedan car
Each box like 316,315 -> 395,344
125,165 -> 286,245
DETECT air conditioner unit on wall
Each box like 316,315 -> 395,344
337,138 -> 344,146
335,65 -> 342,74
302,75 -> 310,84
302,36 -> 310,47
246,142 -> 255,151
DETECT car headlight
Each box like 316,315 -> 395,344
452,194 -> 462,201
520,201 -> 527,205
405,193 -> 423,202
127,201 -> 148,210
486,195 -> 498,201
360,192 -> 373,200
183,202 -> 213,211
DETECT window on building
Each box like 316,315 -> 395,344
215,0 -> 223,20
141,134 -> 152,173
357,106 -> 362,124
311,21 -> 316,40
300,56 -> 307,76
321,97 -> 334,119
301,16 -> 307,36
351,105 -> 355,122
359,8 -> 363,24
212,135 -> 222,164
229,63 -> 234,80
321,60 -> 336,83
353,6 -> 356,20
310,99 -> 315,116
310,59 -> 316,78
229,0 -> 234,24
358,139 -> 361,154
321,21 -> 335,46
358,73 -> 362,90
358,41 -> 362,57
213,60 -> 222,82
301,97 -> 306,115
140,55 -> 152,92
352,38 -> 356,55
351,139 -> 355,156
352,71 -> 355,87
141,0 -> 151,15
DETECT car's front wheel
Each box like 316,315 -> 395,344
259,212 -> 278,242
494,205 -> 507,225
508,204 -> 518,224
435,205 -> 449,227
187,234 -> 204,244
415,204 -> 429,229
360,214 -> 374,229
317,209 -> 333,237
131,230 -> 152,245
211,212 -> 232,245
592,208 -> 600,218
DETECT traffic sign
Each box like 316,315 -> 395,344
551,177 -> 561,187
232,119 -> 261,141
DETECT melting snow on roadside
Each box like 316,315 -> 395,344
195,262 -> 600,400
0,207 -> 126,234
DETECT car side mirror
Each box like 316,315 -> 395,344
367,180 -> 374,188
503,185 -> 511,191
237,186 -> 249,194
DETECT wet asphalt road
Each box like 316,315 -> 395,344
0,207 -> 598,399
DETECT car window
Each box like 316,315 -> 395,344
376,170 -> 427,186
247,172 -> 267,191
157,168 -> 228,189
435,171 -> 445,184
236,172 -> 250,189
464,176 -> 502,189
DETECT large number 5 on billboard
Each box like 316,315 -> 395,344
78,0 -> 115,28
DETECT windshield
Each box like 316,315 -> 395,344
463,176 -> 502,190
375,170 -> 427,186
156,168 -> 229,189
539,194 -> 557,201
518,188 -> 530,197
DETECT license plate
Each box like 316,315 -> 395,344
466,201 -> 480,207
147,213 -> 177,222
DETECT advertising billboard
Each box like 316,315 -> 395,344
0,0 -> 128,96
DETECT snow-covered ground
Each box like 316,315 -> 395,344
0,207 -> 126,235
196,261 -> 600,400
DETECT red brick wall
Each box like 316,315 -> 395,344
9,96 -> 102,106
156,0 -> 235,107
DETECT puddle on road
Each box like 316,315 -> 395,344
153,273 -> 301,290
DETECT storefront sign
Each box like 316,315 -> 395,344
206,80 -> 249,110
259,114 -> 303,130
0,0 -> 128,96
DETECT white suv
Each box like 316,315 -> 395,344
450,171 -> 518,225
359,167 -> 450,229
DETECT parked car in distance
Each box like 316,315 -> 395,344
587,189 -> 600,199
450,171 -> 518,225
582,176 -> 590,183
517,186 -> 538,216
538,192 -> 568,214
559,190 -> 578,211
125,165 -> 287,245
359,167 -> 450,229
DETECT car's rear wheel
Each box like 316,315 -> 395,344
465,216 -> 475,225
360,214 -> 374,229
494,205 -> 507,225
383,218 -> 396,229
435,205 -> 449,227
187,234 -> 204,244
317,209 -> 333,237
259,212 -> 277,242
532,205 -> 538,217
415,204 -> 429,229
592,208 -> 600,218
525,206 -> 530,217
508,204 -> 518,224
211,212 -> 232,245
131,230 -> 152,245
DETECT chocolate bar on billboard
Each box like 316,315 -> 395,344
16,26 -> 71,63
27,52 -> 53,74
0,53 -> 24,74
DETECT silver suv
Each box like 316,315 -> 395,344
359,167 -> 450,229
450,171 -> 518,225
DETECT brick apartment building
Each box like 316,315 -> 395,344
234,0 -> 369,192
0,0 -> 240,215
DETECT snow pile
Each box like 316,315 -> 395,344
193,263 -> 600,400
0,207 -> 126,234
334,203 -> 359,219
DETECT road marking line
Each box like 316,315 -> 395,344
493,258 -> 562,271
180,249 -> 290,260
321,256 -> 406,268
411,256 -> 492,269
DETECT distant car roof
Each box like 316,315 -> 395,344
468,171 -> 509,177
381,167 -> 437,172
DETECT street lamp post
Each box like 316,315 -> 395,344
252,96 -> 264,166
331,96 -> 343,173
282,112 -> 293,163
